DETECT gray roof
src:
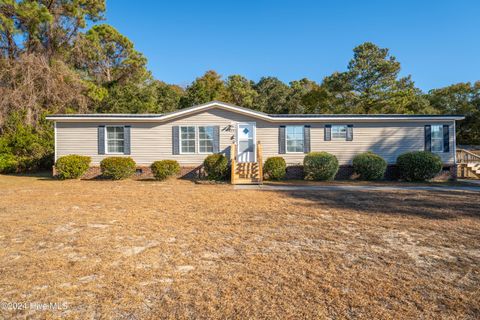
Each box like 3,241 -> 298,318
46,113 -> 164,118
268,113 -> 463,118
46,100 -> 464,121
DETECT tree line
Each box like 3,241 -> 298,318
0,0 -> 479,172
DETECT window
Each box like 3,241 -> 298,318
431,124 -> 443,152
180,126 -> 216,154
332,125 -> 347,140
199,126 -> 214,153
180,126 -> 196,153
286,126 -> 304,153
106,126 -> 124,153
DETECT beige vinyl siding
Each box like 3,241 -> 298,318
55,108 -> 455,166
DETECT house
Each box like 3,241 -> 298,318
46,101 -> 464,182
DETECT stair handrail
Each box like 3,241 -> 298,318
457,148 -> 480,164
257,141 -> 263,184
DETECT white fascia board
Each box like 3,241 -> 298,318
45,102 -> 465,122
45,115 -> 465,122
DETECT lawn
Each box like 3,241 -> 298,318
1,174 -> 479,319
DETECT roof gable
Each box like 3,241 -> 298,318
159,101 -> 271,121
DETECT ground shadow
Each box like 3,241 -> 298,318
5,171 -> 55,181
280,188 -> 480,220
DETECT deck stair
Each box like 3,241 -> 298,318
230,143 -> 263,185
466,162 -> 480,177
456,149 -> 480,178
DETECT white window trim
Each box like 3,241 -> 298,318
179,125 -> 216,155
331,124 -> 348,141
285,125 -> 305,154
105,125 -> 126,155
430,124 -> 444,153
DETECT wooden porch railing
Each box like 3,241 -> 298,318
230,141 -> 263,184
456,148 -> 480,164
456,148 -> 480,178
257,141 -> 263,184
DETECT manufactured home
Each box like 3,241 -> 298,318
46,101 -> 464,182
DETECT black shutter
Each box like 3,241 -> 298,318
172,126 -> 180,155
279,126 -> 286,154
443,124 -> 450,152
303,125 -> 311,153
124,126 -> 131,155
98,125 -> 105,155
324,125 -> 331,141
424,125 -> 431,151
212,125 -> 220,153
346,125 -> 353,141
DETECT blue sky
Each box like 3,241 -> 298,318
104,0 -> 479,91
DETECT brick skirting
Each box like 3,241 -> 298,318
53,163 -> 457,181
52,165 -> 205,180
285,164 -> 456,181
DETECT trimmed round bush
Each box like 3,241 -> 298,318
55,154 -> 91,179
0,154 -> 18,174
203,154 -> 228,180
100,157 -> 136,180
352,152 -> 387,180
303,152 -> 339,181
151,160 -> 180,181
396,151 -> 442,181
263,157 -> 286,180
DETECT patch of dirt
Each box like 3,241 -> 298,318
0,175 -> 479,319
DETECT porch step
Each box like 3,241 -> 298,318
467,162 -> 480,177
233,162 -> 262,184
230,142 -> 263,185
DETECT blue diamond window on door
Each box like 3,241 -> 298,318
243,128 -> 249,134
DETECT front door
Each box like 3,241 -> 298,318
237,122 -> 256,163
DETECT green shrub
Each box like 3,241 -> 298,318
0,112 -> 54,173
151,160 -> 180,181
303,152 -> 339,181
396,151 -> 442,181
54,155 -> 91,179
352,152 -> 387,180
263,157 -> 286,180
100,157 -> 136,180
203,154 -> 228,180
0,154 -> 18,174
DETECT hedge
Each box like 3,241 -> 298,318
303,152 -> 339,181
352,152 -> 387,180
100,157 -> 136,180
396,151 -> 442,181
151,160 -> 180,180
263,157 -> 286,180
0,154 -> 18,174
55,155 -> 91,179
203,154 -> 228,180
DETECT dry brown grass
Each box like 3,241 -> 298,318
1,174 -> 479,319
